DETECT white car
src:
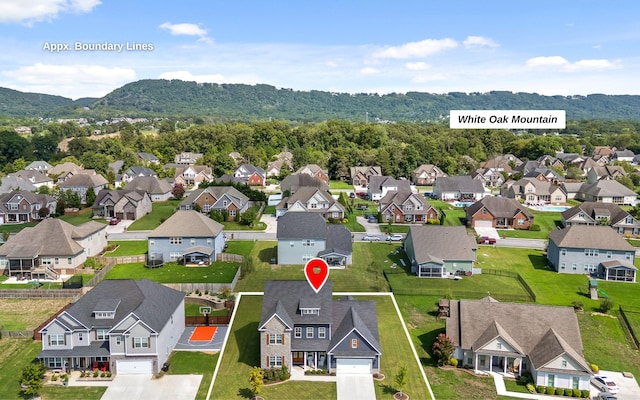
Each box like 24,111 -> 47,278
591,376 -> 620,394
362,234 -> 381,241
387,234 -> 403,241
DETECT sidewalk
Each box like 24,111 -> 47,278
290,366 -> 337,382
490,373 -> 577,400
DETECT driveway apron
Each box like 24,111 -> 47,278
337,374 -> 376,400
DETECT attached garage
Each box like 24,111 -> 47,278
473,219 -> 493,228
336,358 -> 372,375
116,359 -> 153,375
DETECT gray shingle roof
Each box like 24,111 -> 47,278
579,180 -> 637,197
124,176 -> 173,194
276,212 -> 329,240
368,176 -> 411,195
407,225 -> 477,264
561,201 -> 632,225
259,280 -> 334,327
149,210 -> 224,238
0,218 -> 105,258
548,225 -> 635,251
280,174 -> 329,194
60,279 -> 184,332
435,175 -> 485,194
329,298 -> 381,356
58,173 -> 108,188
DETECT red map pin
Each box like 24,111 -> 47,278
304,258 -> 329,293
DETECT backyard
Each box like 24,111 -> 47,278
103,262 -> 238,284
127,199 -> 180,230
211,294 -> 430,399
0,298 -> 71,331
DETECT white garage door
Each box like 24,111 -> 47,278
474,220 -> 493,228
336,358 -> 371,375
116,359 -> 153,375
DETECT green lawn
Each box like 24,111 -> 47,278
104,262 -> 238,283
498,210 -> 561,239
59,208 -> 98,226
224,240 -> 255,257
212,294 -> 430,400
212,295 -> 338,399
263,205 -> 276,215
329,181 -> 354,190
0,338 -> 105,400
221,221 -> 267,230
344,214 -> 365,232
0,221 -> 37,236
166,351 -> 219,400
105,240 -> 148,256
185,302 -> 229,317
128,200 -> 181,230
234,241 -> 390,292
378,224 -> 411,234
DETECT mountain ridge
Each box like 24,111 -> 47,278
1,79 -> 639,121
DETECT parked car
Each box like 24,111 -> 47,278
368,217 -> 378,223
480,236 -> 496,244
591,376 -> 620,394
387,234 -> 403,241
349,192 -> 356,198
362,234 -> 381,241
594,393 -> 617,400
109,217 -> 121,225
356,204 -> 368,210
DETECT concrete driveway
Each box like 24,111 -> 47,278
474,227 -> 500,240
100,374 -> 202,400
336,374 -> 376,400
594,370 -> 640,400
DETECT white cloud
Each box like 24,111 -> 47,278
525,56 -> 570,68
526,56 -> 618,72
159,22 -> 208,38
359,67 -> 380,75
2,63 -> 135,98
0,0 -> 100,24
159,70 -> 225,83
411,73 -> 448,83
373,38 -> 458,59
463,36 -> 499,48
405,62 -> 431,71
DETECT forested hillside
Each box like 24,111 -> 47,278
1,79 -> 640,121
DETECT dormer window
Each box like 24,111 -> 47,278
93,299 -> 119,319
301,308 -> 320,316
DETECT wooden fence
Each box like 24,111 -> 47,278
619,306 -> 640,349
216,253 -> 244,263
1,330 -> 34,339
185,315 -> 231,325
85,258 -> 117,288
0,289 -> 81,300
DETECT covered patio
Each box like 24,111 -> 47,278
473,351 -> 524,377
182,246 -> 215,266
599,260 -> 637,282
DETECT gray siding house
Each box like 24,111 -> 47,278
147,210 -> 225,265
404,225 -> 477,277
277,213 -> 352,266
259,280 -> 381,375
547,225 -> 636,282
38,279 -> 185,375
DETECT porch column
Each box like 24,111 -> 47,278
314,352 -> 317,369
489,355 -> 492,372
503,357 -> 507,374
518,357 -> 522,376
474,353 -> 478,372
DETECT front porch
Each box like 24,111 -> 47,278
474,352 -> 524,377
291,351 -> 328,371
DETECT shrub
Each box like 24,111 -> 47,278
448,358 -> 458,367
580,389 -> 590,398
536,385 -> 545,393
520,370 -> 533,384
61,374 -> 68,381
529,224 -> 541,231
526,383 -> 535,393
564,388 -> 573,396
571,300 -> 584,311
546,386 -> 555,395
599,298 -> 614,313
555,388 -> 563,395
572,388 -> 581,397
590,363 -> 599,373
93,370 -> 99,378
51,374 -> 58,381
106,371 -> 112,378
80,371 -> 86,378
281,365 -> 290,380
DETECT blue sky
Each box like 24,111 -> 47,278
0,0 -> 638,99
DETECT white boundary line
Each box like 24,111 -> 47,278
206,291 -> 435,400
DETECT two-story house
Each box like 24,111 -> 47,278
368,176 -> 411,202
433,175 -> 486,201
0,190 -> 56,224
350,166 -> 382,187
412,164 -> 448,186
233,164 -> 266,186
174,152 -> 203,165
174,165 -> 213,189
91,189 -> 152,221
465,196 -> 534,229
379,191 -> 439,223
179,186 -> 250,221
259,280 -> 381,375
276,187 -> 345,221
147,210 -> 225,265
276,212 -> 352,266
25,160 -> 54,174
124,176 -> 174,202
0,218 -> 107,279
547,225 -> 636,282
501,178 -> 566,205
561,201 -> 640,236
7,169 -> 54,189
280,174 -> 329,196
38,278 -> 185,375
118,166 -> 158,188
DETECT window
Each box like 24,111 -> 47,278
306,327 -> 314,339
269,356 -> 283,367
301,308 -> 319,315
351,339 -> 358,349
561,360 -> 567,367
96,329 -> 108,340
627,217 -> 634,224
572,376 -> 579,389
169,252 -> 181,262
572,263 -> 577,270
318,327 -> 326,339
50,334 -> 65,346
149,239 -> 155,246
79,333 -> 83,341
607,251 -> 612,259
190,238 -> 196,245
626,252 -> 633,260
496,342 -> 502,349
303,240 -> 314,247
517,219 -> 525,225
548,374 -> 555,387
309,203 -> 317,209
207,238 -> 212,245
482,209 -> 487,215
170,237 -> 182,245
269,334 -> 283,345
46,357 -> 63,368
584,249 -> 599,257
229,209 -> 236,216
55,257 -> 59,265
203,204 -> 211,212
405,205 -> 413,211
134,337 -> 149,348
116,336 -> 121,345
560,263 -> 566,270
294,327 -> 302,338
561,249 -> 566,256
